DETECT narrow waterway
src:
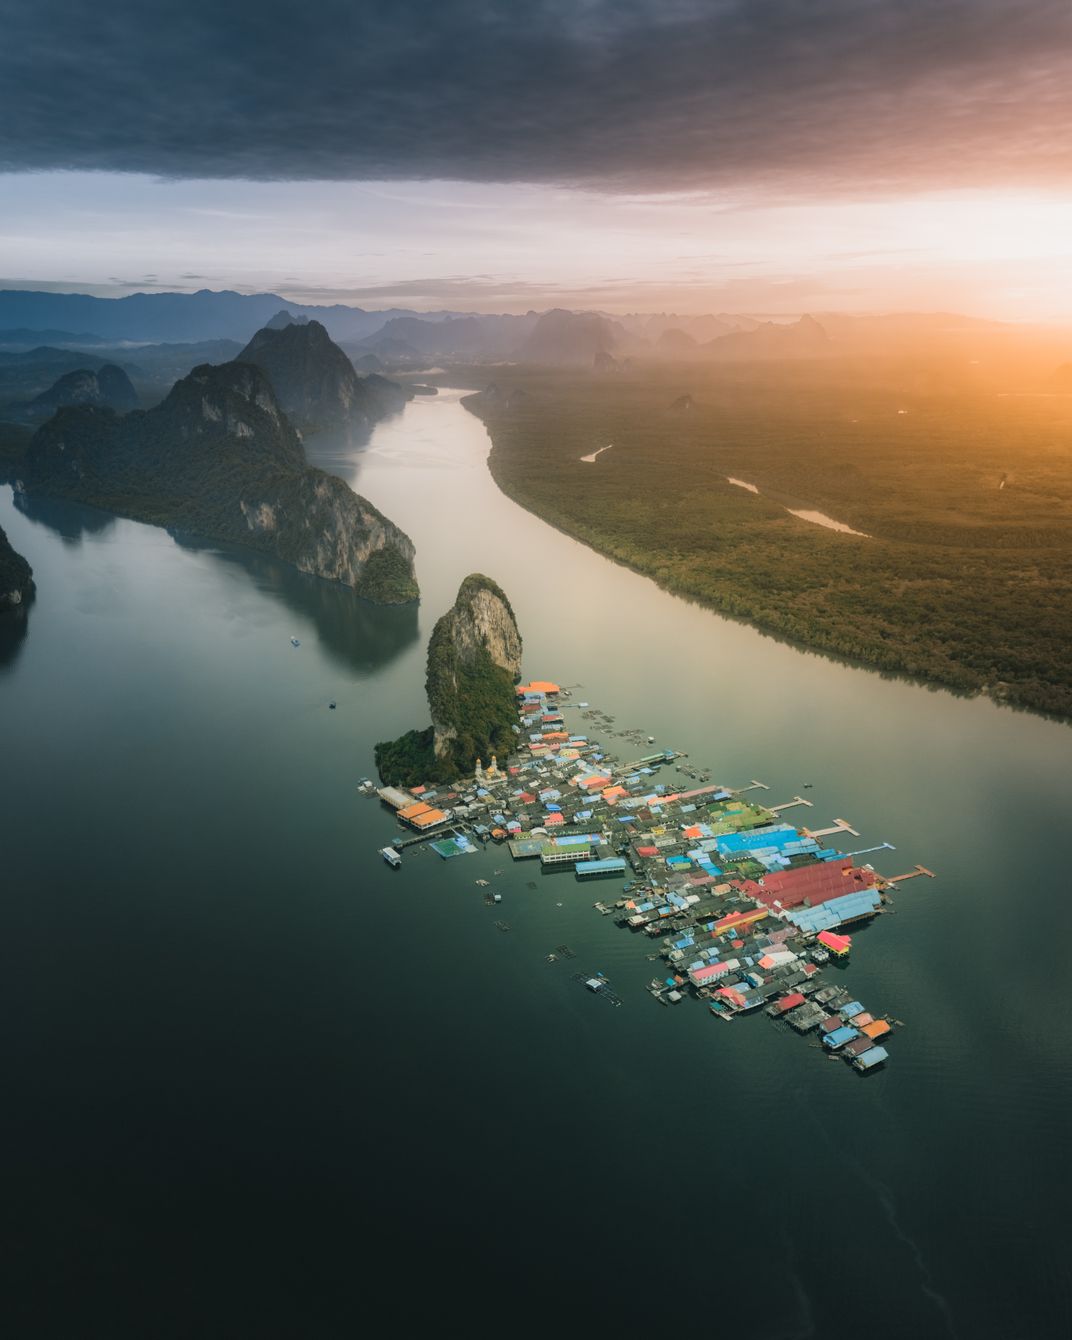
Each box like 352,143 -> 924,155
727,472 -> 870,534
1,389 -> 1070,1337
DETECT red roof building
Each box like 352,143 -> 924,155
738,859 -> 877,912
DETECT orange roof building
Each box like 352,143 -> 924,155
407,807 -> 448,830
398,802 -> 432,821
398,801 -> 449,830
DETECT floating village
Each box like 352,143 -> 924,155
364,680 -> 935,1075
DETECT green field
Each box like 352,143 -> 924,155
463,360 -> 1072,719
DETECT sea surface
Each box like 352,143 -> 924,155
2,389 -> 1071,1337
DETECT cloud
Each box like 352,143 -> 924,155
270,269 -> 860,313
2,1 -> 1071,193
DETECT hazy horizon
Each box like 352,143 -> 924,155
4,1 -> 1072,323
5,175 -> 1072,324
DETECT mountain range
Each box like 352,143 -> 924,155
0,290 -> 1054,380
0,289 -> 455,345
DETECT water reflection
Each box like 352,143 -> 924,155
303,422 -> 377,484
11,487 -> 420,676
13,489 -> 118,543
0,607 -> 29,673
172,532 -> 420,675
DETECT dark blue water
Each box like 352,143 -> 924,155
2,390 -> 1070,1337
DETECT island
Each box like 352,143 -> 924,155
375,573 -> 522,783
18,361 -> 419,603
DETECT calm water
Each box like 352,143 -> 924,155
2,389 -> 1071,1337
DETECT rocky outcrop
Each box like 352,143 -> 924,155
0,524 -> 34,613
235,319 -> 408,432
375,574 -> 522,784
21,362 -> 418,603
31,363 -> 139,412
427,574 -> 522,763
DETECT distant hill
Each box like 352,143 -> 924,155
521,309 -> 625,366
655,328 -> 699,355
618,313 -> 747,343
0,345 -> 119,368
264,309 -> 309,330
351,352 -> 384,372
0,328 -> 110,349
235,319 -> 409,432
0,347 -> 142,410
357,313 -> 538,362
32,364 -> 139,412
705,314 -> 830,359
21,362 -> 419,603
0,288 -> 459,345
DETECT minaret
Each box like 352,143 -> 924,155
487,754 -> 499,778
475,758 -> 484,780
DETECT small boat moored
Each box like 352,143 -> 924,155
380,846 -> 401,868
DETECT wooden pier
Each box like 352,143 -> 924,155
619,749 -> 678,771
885,864 -> 936,885
769,795 -> 815,813
804,818 -> 860,839
392,824 -> 468,852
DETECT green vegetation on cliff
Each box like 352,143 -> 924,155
374,727 -> 440,788
0,523 -> 35,612
463,361 -> 1072,720
20,362 -> 418,603
0,422 -> 32,482
376,573 -> 522,785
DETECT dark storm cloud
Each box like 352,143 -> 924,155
2,0 -> 1070,190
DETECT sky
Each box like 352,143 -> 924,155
3,0 -> 1072,319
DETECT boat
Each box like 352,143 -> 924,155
647,735 -> 655,744
290,636 -> 300,647
380,847 -> 401,868
329,702 -> 337,710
